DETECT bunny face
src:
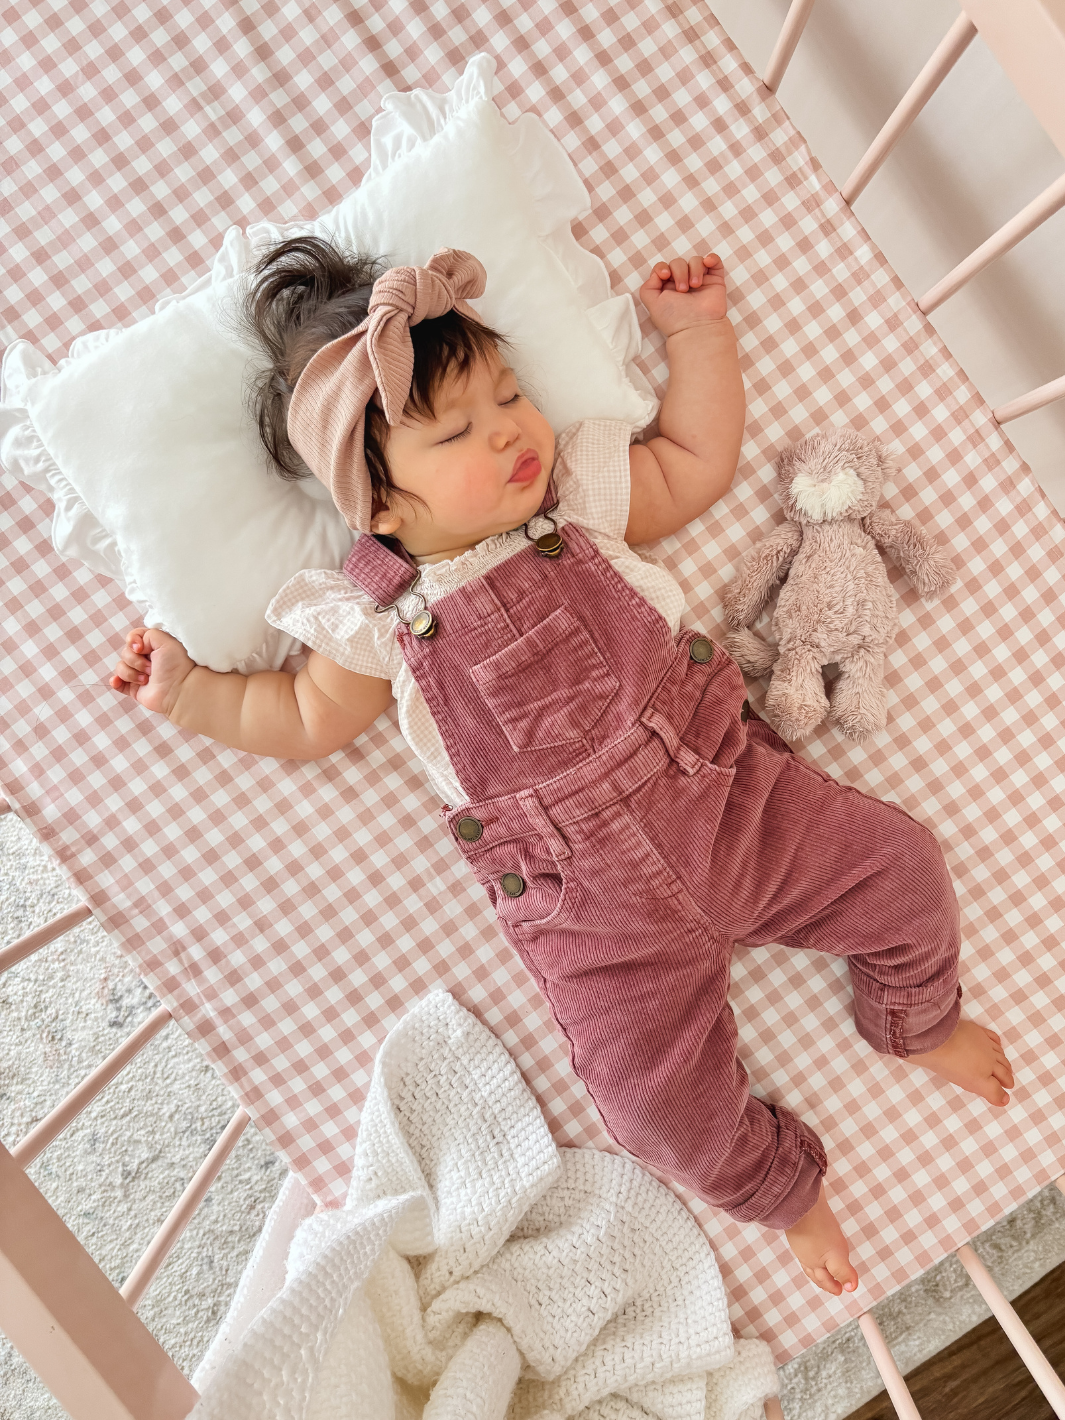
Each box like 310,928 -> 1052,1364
775,428 -> 887,523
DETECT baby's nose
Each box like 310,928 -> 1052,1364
492,423 -> 520,449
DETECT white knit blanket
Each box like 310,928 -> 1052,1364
189,992 -> 778,1420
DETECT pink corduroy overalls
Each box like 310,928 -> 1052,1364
343,521 -> 961,1229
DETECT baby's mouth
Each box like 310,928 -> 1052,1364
509,450 -> 542,484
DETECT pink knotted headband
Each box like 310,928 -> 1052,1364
287,248 -> 487,533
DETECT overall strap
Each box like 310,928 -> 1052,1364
342,533 -> 418,607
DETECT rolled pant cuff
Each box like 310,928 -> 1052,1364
854,983 -> 962,1058
760,1146 -> 826,1230
725,1103 -> 827,1229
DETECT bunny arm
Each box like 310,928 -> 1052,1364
863,505 -> 958,602
722,519 -> 803,629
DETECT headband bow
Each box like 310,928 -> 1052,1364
287,248 -> 487,533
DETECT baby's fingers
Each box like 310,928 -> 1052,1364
668,257 -> 691,292
109,669 -> 138,696
121,648 -> 152,674
110,658 -> 149,692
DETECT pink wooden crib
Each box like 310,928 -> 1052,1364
2,2 -> 1065,1416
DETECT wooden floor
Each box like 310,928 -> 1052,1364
845,1259 -> 1065,1420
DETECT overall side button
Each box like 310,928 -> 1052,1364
410,609 -> 437,639
689,637 -> 713,664
456,817 -> 483,842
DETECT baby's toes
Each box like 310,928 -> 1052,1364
984,1076 -> 1010,1106
804,1265 -> 842,1296
825,1252 -> 859,1294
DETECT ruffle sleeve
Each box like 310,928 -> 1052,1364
266,569 -> 398,682
552,418 -> 634,542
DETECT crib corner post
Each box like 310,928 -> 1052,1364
0,1141 -> 198,1420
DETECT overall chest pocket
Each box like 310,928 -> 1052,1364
469,605 -> 620,751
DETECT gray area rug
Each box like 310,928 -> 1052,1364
2,808 -> 1063,1420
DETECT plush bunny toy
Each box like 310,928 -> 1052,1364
722,428 -> 958,742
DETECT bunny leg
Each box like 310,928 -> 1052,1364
765,646 -> 829,740
725,626 -> 779,678
827,646 -> 888,741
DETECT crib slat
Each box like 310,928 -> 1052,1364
11,1005 -> 173,1168
841,14 -> 977,205
956,1243 -> 1065,1417
0,904 -> 94,975
993,372 -> 1065,424
857,1312 -> 923,1419
120,1107 -> 251,1310
762,0 -> 816,94
919,171 -> 1065,312
0,1141 -> 198,1420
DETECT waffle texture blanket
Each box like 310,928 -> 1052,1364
189,992 -> 776,1420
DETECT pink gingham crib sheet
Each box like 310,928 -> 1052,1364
2,0 -> 1064,1363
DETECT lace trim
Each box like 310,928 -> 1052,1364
413,512 -> 562,597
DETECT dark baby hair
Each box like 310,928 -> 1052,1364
243,235 -> 505,511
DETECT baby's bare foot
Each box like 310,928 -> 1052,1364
907,1018 -> 1014,1106
785,1184 -> 859,1296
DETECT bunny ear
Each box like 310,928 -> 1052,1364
873,441 -> 899,477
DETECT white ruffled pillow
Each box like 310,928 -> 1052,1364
0,55 -> 656,674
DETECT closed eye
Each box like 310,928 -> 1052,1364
439,423 -> 471,445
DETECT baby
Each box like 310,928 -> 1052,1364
110,238 -> 1014,1294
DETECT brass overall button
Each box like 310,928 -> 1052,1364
689,637 -> 713,663
456,816 -> 483,842
410,609 -> 437,639
534,530 -> 564,558
740,699 -> 750,722
500,872 -> 526,898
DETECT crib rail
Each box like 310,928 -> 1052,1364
0,1141 -> 199,1420
848,1177 -> 1065,1417
956,1243 -> 1065,1413
0,903 -> 93,974
121,1107 -> 250,1310
11,1006 -> 173,1168
0,805 -> 252,1416
762,0 -> 1065,428
840,14 -> 977,206
857,1313 -> 923,1420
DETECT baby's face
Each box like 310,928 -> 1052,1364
371,356 -> 555,561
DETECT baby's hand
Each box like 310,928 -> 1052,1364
640,254 -> 728,335
109,626 -> 195,717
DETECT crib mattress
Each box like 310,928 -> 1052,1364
3,0 -> 1064,1363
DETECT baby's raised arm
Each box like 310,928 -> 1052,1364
625,253 -> 745,545
110,627 -> 393,760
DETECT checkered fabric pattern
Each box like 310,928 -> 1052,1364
2,0 -> 1063,1363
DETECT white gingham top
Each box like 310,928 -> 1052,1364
267,419 -> 687,804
